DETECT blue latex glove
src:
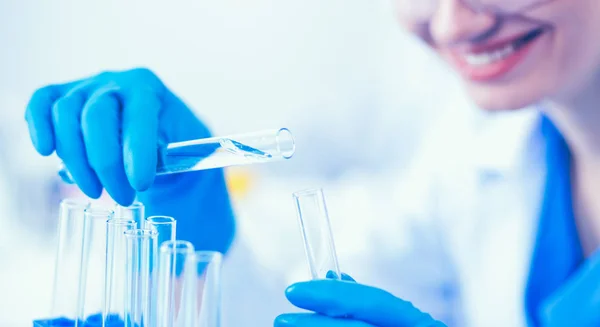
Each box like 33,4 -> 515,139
275,273 -> 446,327
25,68 -> 235,252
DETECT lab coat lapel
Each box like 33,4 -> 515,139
449,110 -> 546,327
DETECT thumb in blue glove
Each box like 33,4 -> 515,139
275,272 -> 446,327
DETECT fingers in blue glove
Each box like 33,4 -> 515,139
25,86 -> 59,156
326,271 -> 356,282
121,87 -> 160,192
81,87 -> 135,205
275,313 -> 373,327
285,279 -> 443,327
26,70 -> 167,205
25,80 -> 84,156
51,87 -> 103,199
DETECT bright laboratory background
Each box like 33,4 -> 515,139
0,0 -> 467,325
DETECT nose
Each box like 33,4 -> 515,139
429,0 -> 498,46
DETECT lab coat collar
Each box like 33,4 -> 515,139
471,107 -> 544,175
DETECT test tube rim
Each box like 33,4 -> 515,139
113,202 -> 144,218
292,187 -> 325,199
60,198 -> 90,209
107,218 -> 136,226
84,207 -> 115,219
192,250 -> 223,263
124,229 -> 158,238
146,215 -> 177,225
120,201 -> 144,209
159,240 -> 195,255
276,127 -> 295,159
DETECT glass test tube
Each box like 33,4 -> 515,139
115,202 -> 145,228
104,219 -> 136,326
156,241 -> 196,327
145,216 -> 177,249
77,207 -> 114,325
186,251 -> 223,327
51,199 -> 90,324
144,216 -> 176,326
292,188 -> 341,280
124,229 -> 158,327
58,128 -> 296,184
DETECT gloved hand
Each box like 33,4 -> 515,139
275,273 -> 446,327
25,68 -> 235,253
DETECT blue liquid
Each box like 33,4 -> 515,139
156,138 -> 274,174
58,138 -> 276,184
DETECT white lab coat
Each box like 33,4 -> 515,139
221,104 -> 549,327
390,106 -> 547,327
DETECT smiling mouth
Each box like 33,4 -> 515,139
448,27 -> 548,81
463,27 -> 546,66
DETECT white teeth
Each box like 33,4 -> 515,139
464,44 -> 515,66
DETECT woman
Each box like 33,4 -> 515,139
276,1 -> 600,326
24,0 -> 600,326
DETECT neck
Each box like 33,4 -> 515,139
544,72 -> 600,159
544,71 -> 600,256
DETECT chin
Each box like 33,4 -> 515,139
464,82 -> 543,111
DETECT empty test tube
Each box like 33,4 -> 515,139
145,216 -> 177,249
58,128 -> 296,184
186,251 -> 223,327
156,241 -> 196,327
154,244 -> 222,327
124,229 -> 158,327
77,207 -> 114,325
144,216 -> 176,325
50,199 -> 90,325
104,219 -> 136,326
292,188 -> 341,280
115,202 -> 145,228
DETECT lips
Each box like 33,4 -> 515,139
446,27 -> 546,82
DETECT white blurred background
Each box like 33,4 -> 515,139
0,0 -> 467,325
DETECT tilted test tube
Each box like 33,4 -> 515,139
58,128 -> 295,183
